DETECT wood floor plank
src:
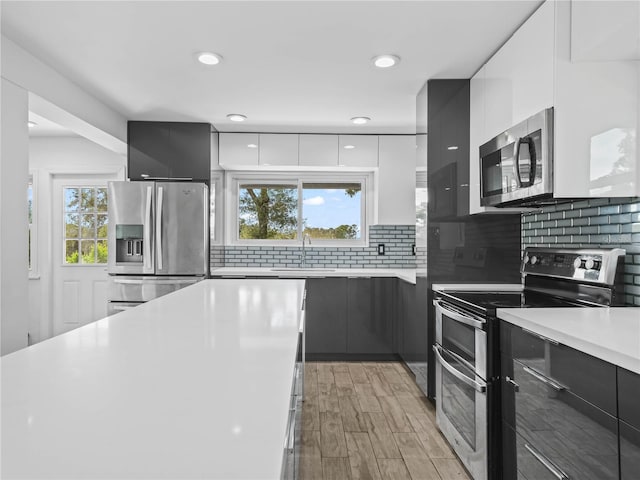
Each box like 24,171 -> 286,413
300,429 -> 323,479
302,394 -> 321,431
331,362 -> 350,374
317,363 -> 335,384
320,411 -> 348,458
318,382 -> 337,396
369,372 -> 394,396
404,457 -> 442,480
377,459 -> 412,480
363,413 -> 402,459
334,371 -> 354,386
379,395 -> 413,433
345,432 -> 382,480
337,385 -> 357,396
431,458 -> 471,480
354,383 -> 376,397
348,363 -> 369,384
318,393 -> 341,414
339,395 -> 368,432
322,457 -> 352,480
395,393 -> 431,415
390,382 -> 412,396
394,432 -> 443,480
406,413 -> 455,459
363,412 -> 392,434
357,392 -> 382,413
305,370 -> 319,397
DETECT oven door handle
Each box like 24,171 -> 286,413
433,345 -> 487,393
434,300 -> 485,329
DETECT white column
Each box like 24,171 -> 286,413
1,78 -> 30,354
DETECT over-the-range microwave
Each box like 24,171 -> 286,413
479,107 -> 554,207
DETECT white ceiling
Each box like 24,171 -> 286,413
2,1 -> 542,134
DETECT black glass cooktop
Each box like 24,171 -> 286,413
437,290 -> 581,315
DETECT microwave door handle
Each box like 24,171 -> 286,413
515,137 -> 536,187
433,345 -> 486,393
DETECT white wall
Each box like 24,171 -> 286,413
28,136 -> 125,343
1,78 -> 30,355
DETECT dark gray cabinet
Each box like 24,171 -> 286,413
501,321 -> 619,480
128,121 -> 211,182
618,367 -> 640,480
305,278 -> 348,355
346,278 -> 394,355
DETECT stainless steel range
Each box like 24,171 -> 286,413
432,247 -> 626,480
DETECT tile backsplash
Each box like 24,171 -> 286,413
210,225 -> 416,270
521,198 -> 640,306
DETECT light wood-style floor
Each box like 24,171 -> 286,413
300,362 -> 471,480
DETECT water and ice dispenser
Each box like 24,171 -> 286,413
115,225 -> 144,264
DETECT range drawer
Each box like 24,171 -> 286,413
620,420 -> 640,480
618,367 -> 640,429
502,358 -> 619,480
505,323 -> 616,415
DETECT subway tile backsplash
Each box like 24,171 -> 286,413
521,198 -> 640,306
210,225 -> 416,270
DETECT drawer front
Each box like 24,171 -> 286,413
502,423 -> 567,480
504,359 -> 619,480
618,367 -> 640,428
620,421 -> 640,480
108,276 -> 201,302
509,325 -> 616,415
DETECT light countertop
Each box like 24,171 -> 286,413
497,307 -> 640,374
211,267 -> 416,284
1,279 -> 305,479
432,283 -> 523,292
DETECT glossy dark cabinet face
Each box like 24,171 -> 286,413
305,278 -> 348,355
618,367 -> 640,429
501,322 -> 619,480
128,121 -> 211,182
620,421 -> 640,480
346,278 -> 394,354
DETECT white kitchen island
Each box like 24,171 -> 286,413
1,279 -> 306,479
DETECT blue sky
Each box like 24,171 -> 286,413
302,188 -> 361,231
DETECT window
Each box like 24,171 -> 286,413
210,172 -> 224,245
227,172 -> 372,245
63,187 -> 108,264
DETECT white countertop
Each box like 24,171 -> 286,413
211,267 -> 416,284
1,279 -> 306,479
497,307 -> 640,374
432,283 -> 523,292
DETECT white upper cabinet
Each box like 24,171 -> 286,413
299,134 -> 338,166
258,134 -> 298,166
469,0 -> 639,213
570,1 -> 640,62
338,135 -> 379,167
219,133 -> 259,167
378,135 -> 416,225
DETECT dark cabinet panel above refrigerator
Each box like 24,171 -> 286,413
128,121 -> 212,182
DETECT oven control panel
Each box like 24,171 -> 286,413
521,248 -> 625,285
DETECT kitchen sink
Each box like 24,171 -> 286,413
270,268 -> 336,272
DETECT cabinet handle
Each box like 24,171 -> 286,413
434,300 -> 485,329
433,345 -> 486,393
505,376 -> 519,392
518,362 -> 566,392
524,443 -> 570,480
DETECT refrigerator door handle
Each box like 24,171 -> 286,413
144,185 -> 153,272
156,186 -> 164,271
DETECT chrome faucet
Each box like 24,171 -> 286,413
301,233 -> 311,268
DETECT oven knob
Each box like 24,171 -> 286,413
530,255 -> 538,265
573,257 -> 582,269
524,255 -> 530,264
585,258 -> 597,270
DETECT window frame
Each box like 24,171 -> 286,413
61,185 -> 109,266
210,171 -> 224,246
225,170 -> 374,246
28,171 -> 39,278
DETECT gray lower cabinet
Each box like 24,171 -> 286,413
305,278 -> 348,355
346,278 -> 394,354
501,321 -> 619,480
619,367 -> 640,480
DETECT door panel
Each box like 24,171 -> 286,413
156,182 -> 208,275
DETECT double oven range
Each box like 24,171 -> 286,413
433,247 -> 626,480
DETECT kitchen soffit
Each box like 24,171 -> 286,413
1,1 -> 542,134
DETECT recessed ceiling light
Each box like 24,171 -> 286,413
247,143 -> 257,148
351,117 -> 370,125
28,121 -> 37,128
227,114 -> 247,122
344,145 -> 356,149
372,54 -> 400,68
447,145 -> 459,151
197,52 -> 222,65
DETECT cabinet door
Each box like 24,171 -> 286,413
219,133 -> 259,167
299,134 -> 338,166
304,278 -> 347,354
259,134 -> 298,166
346,278 -> 393,354
168,122 -> 211,181
618,367 -> 640,429
127,122 -> 171,180
399,279 -> 422,363
620,421 -> 640,480
338,135 -> 378,167
378,135 -> 416,225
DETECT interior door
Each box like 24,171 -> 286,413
52,174 -> 117,335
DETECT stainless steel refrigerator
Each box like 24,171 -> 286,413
107,181 -> 209,315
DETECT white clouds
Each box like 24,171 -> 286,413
303,196 -> 325,206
